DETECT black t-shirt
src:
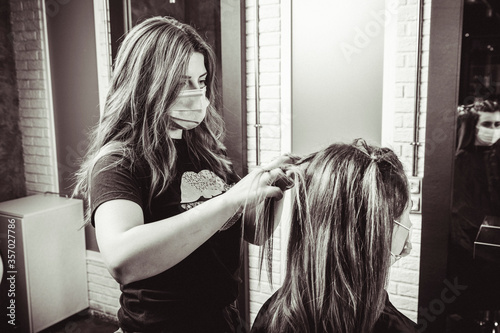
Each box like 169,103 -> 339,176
251,290 -> 419,333
90,138 -> 242,332
451,144 -> 500,253
448,143 -> 500,314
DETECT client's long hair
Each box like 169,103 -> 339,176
254,139 -> 409,332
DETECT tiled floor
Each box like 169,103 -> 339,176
39,310 -> 118,333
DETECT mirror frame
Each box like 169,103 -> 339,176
419,1 -> 464,332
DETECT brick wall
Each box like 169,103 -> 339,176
9,0 -> 58,195
246,0 -> 283,166
385,0 -> 431,322
86,250 -> 120,322
245,0 -> 284,323
391,0 -> 429,177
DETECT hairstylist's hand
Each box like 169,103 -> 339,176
226,155 -> 294,212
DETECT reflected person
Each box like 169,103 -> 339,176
448,97 -> 500,317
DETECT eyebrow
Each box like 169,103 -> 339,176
181,72 -> 207,79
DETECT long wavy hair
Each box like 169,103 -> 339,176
73,16 -> 232,222
253,139 -> 409,332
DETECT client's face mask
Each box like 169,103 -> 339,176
169,87 -> 209,130
476,126 -> 500,146
390,220 -> 412,266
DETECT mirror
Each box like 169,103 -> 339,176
447,0 -> 500,331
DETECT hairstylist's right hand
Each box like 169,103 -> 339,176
226,155 -> 294,213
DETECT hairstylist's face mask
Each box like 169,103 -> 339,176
169,52 -> 209,132
169,87 -> 209,130
476,111 -> 500,146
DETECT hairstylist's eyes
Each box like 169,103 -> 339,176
198,73 -> 207,89
179,76 -> 206,90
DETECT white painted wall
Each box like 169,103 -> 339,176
291,0 -> 386,154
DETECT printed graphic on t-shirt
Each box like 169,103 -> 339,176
180,170 -> 232,211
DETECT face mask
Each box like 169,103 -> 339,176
169,87 -> 209,130
390,239 -> 412,265
476,126 -> 500,146
390,220 -> 412,265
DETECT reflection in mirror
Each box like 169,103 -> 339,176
459,1 -> 500,104
448,1 -> 500,331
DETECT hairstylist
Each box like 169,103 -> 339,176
74,16 -> 289,333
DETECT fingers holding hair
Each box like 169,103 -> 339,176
228,154 -> 299,213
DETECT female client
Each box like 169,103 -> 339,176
251,139 -> 418,333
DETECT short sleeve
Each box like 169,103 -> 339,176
90,154 -> 144,226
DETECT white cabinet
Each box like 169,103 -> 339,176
0,194 -> 88,332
